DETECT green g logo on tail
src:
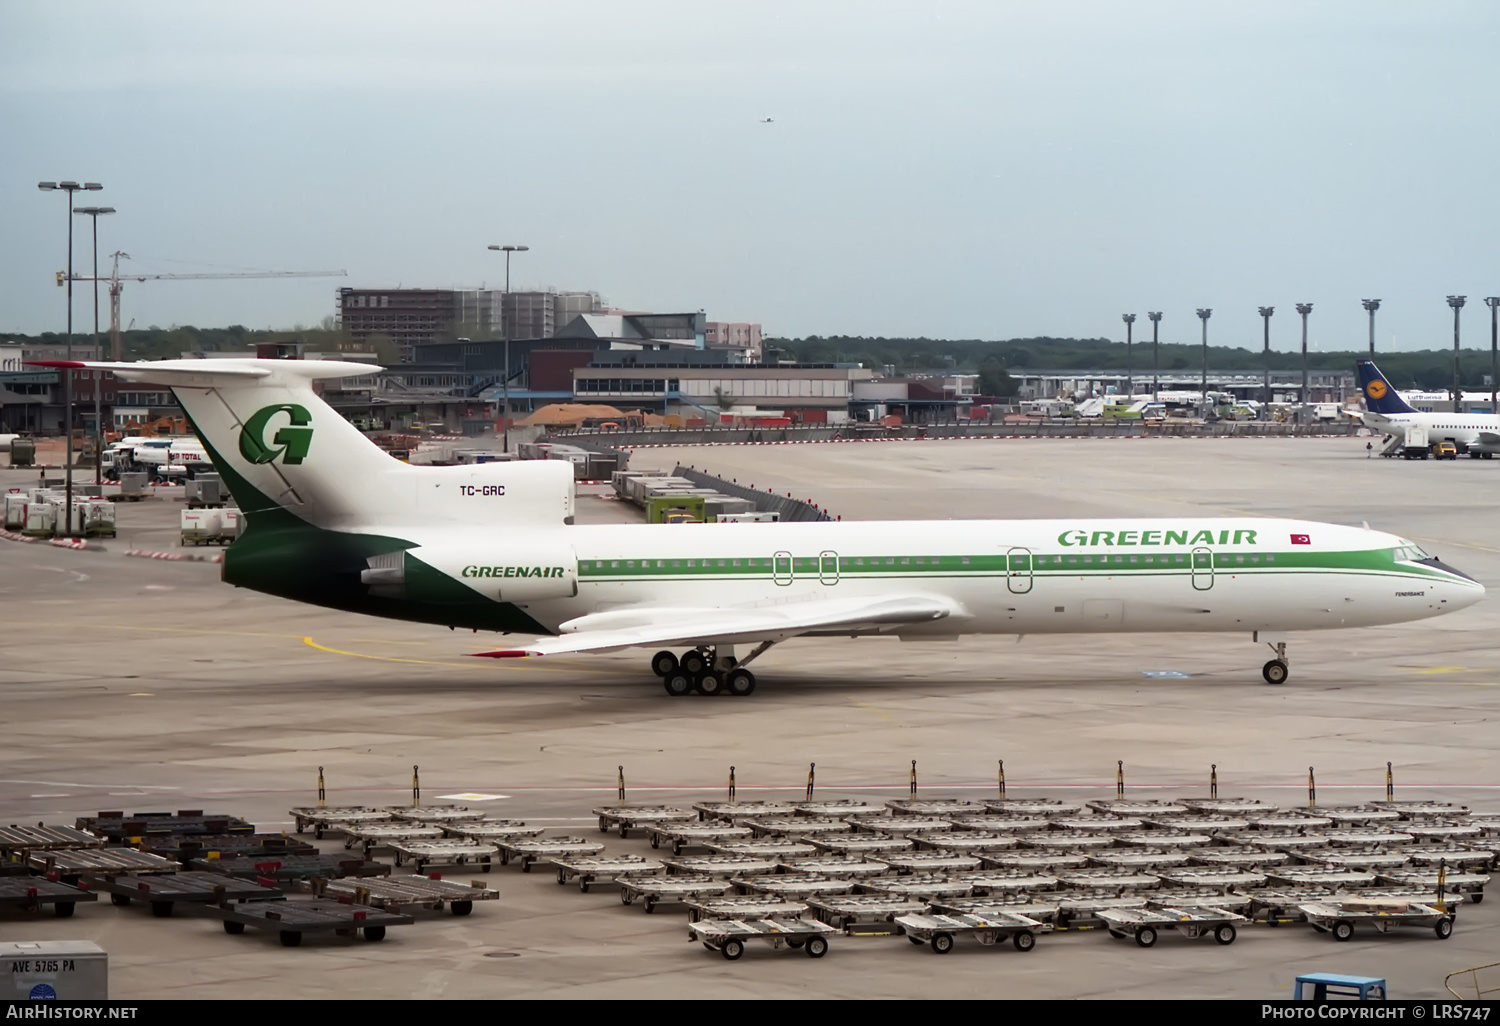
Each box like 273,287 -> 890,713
240,404 -> 314,465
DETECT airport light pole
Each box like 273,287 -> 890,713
1121,313 -> 1136,398
1362,298 -> 1381,355
1447,295 -> 1466,414
1195,309 -> 1211,413
38,180 -> 102,535
487,243 -> 529,452
1147,312 -> 1161,402
1487,297 -> 1500,414
1258,306 -> 1275,408
1295,303 -> 1313,408
75,205 -> 115,486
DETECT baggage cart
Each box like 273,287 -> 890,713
910,831 -> 1018,854
0,825 -> 104,855
593,805 -> 696,838
808,894 -> 929,932
1247,813 -> 1333,830
1378,868 -> 1488,902
1114,832 -> 1212,849
1267,868 -> 1377,888
1317,805 -> 1402,825
690,917 -> 837,960
662,855 -> 780,877
1055,869 -> 1162,893
144,833 -> 317,863
1296,848 -> 1411,871
28,848 -> 178,880
745,817 -> 853,838
84,870 -> 280,917
1140,815 -> 1249,833
1148,889 -> 1252,912
0,878 -> 97,917
861,877 -> 975,901
620,874 -> 734,912
1232,831 -> 1331,851
342,822 -> 444,855
551,854 -> 664,892
1049,817 -> 1145,833
387,805 -> 486,826
776,856 -> 892,879
806,834 -> 914,856
981,851 -> 1091,872
932,897 -> 1061,923
886,800 -> 987,816
894,911 -> 1051,954
649,823 -> 751,854
692,801 -> 803,822
1320,828 -> 1415,847
1085,800 -> 1188,818
857,816 -> 954,835
737,875 -> 857,900
1367,801 -> 1469,820
707,840 -> 817,859
1405,823 -> 1483,842
321,875 -> 497,915
1300,897 -> 1456,941
794,800 -> 872,817
450,820 -> 547,842
1178,798 -> 1277,815
76,810 -> 254,842
1018,832 -> 1116,850
981,799 -> 1082,817
191,853 -> 387,882
289,806 -> 393,839
1097,904 -> 1247,947
390,839 -> 499,873
1055,894 -> 1149,928
493,836 -> 602,871
1154,868 -> 1266,892
1187,845 -> 1290,868
208,896 -> 411,945
684,898 -> 809,923
948,816 -> 1055,834
1087,848 -> 1193,869
871,851 -> 983,875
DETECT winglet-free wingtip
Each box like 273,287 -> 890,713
24,360 -> 88,369
469,649 -> 539,659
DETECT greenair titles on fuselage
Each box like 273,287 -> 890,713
1057,528 -> 1260,548
462,565 -> 567,579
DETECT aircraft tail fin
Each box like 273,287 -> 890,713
1355,360 -> 1418,415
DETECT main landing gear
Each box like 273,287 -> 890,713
653,643 -> 771,698
1262,641 -> 1289,685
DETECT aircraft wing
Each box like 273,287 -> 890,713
1476,431 -> 1500,447
470,594 -> 959,657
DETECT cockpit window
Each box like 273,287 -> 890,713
1394,543 -> 1431,561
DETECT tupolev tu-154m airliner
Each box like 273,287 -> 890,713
32,358 -> 1485,695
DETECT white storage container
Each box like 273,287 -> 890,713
218,508 -> 243,541
3,492 -> 26,529
1,941 -> 107,1000
180,508 -> 220,545
24,502 -> 56,536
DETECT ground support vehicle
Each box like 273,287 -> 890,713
0,878 -> 97,917
191,853 -> 388,883
1300,898 -> 1457,941
684,898 -> 810,923
494,836 -> 602,872
1377,869 -> 1488,903
320,875 -> 497,916
619,874 -> 733,913
207,897 -> 411,946
342,823 -> 443,855
808,895 -> 929,933
449,820 -> 545,842
84,870 -> 281,917
593,805 -> 696,838
737,875 -> 855,901
661,855 -> 781,878
551,854 -> 664,892
1096,905 -> 1247,947
893,911 -> 1050,954
692,801 -> 804,822
776,857 -> 893,880
648,824 -> 751,855
389,839 -> 498,873
289,806 -> 394,840
690,917 -> 837,960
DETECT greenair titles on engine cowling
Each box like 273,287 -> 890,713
1057,528 -> 1260,548
462,565 -> 567,579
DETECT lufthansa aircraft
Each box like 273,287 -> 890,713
34,358 -> 1485,693
1357,360 -> 1500,458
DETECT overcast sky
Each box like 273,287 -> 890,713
3,1 -> 1497,351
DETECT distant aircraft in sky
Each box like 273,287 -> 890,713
759,116 -> 774,123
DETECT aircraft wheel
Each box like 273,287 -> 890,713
1262,659 -> 1289,685
663,673 -> 692,697
680,650 -> 708,675
697,672 -> 725,697
650,651 -> 678,677
727,669 -> 757,696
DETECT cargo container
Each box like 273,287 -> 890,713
0,941 -> 107,1000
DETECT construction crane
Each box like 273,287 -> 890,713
62,252 -> 347,359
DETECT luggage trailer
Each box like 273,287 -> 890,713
619,874 -> 734,913
807,894 -> 929,933
690,917 -> 837,961
893,911 -> 1051,954
341,823 -> 445,855
1247,887 -> 1463,926
592,806 -> 697,839
82,870 -> 281,917
494,836 -> 603,872
0,877 -> 98,918
1096,905 -> 1248,947
647,824 -> 752,854
319,875 -> 498,916
289,807 -> 393,840
1299,898 -> 1457,941
550,854 -> 665,892
207,896 -> 412,946
684,898 -> 810,924
390,839 -> 501,873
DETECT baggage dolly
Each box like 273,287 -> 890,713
1087,848 -> 1193,870
450,820 -> 546,842
1247,813 -> 1333,830
289,806 -> 392,839
777,856 -> 892,879
1050,816 -> 1146,833
1267,868 -> 1377,889
1148,890 -> 1252,913
737,874 -> 856,900
1317,806 -> 1402,825
870,851 -> 983,875
893,911 -> 1051,954
981,799 -> 1083,817
950,816 -> 1056,834
1056,894 -> 1149,929
648,823 -> 751,855
320,875 -> 497,915
1139,815 -> 1248,833
684,898 -> 809,923
341,822 -> 444,855
1178,798 -> 1277,815
192,853 -> 388,883
692,801 -> 803,823
886,800 -> 987,817
1056,869 -> 1162,893
808,894 -> 929,932
1187,845 -> 1290,868
494,836 -> 601,872
981,851 -> 1092,872
1096,904 -> 1247,947
83,870 -> 280,917
1400,846 -> 1492,870
387,805 -> 486,826
1114,831 -> 1212,849
706,840 -> 817,859
390,839 -> 499,873
1019,832 -> 1116,850
1378,868 -> 1489,903
619,874 -> 734,913
28,848 -> 178,881
0,877 -> 98,917
0,825 -> 104,855
551,854 -> 665,892
909,832 -> 1018,855
1153,868 -> 1266,892
743,817 -> 852,839
932,898 -> 1061,925
1300,897 -> 1457,941
690,916 -> 837,960
1319,827 -> 1415,847
857,816 -> 954,835
1295,848 -> 1410,871
794,800 -> 872,817
1086,799 -> 1189,818
807,834 -> 914,856
662,854 -> 781,878
208,896 -> 412,946
593,805 -> 696,838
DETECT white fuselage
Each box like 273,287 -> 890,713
1362,409 -> 1500,452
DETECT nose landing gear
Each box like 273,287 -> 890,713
1262,641 -> 1289,685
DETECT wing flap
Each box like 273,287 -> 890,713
471,595 -> 959,658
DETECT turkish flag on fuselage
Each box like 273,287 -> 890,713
1290,534 -> 1311,545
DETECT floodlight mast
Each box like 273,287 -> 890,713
1195,309 -> 1211,412
1258,307 -> 1275,407
486,244 -> 529,452
1295,303 -> 1313,408
1362,299 -> 1381,355
1448,295 -> 1467,413
1146,312 -> 1162,402
1121,314 -> 1136,398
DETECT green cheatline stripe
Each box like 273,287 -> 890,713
576,549 -> 1453,582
